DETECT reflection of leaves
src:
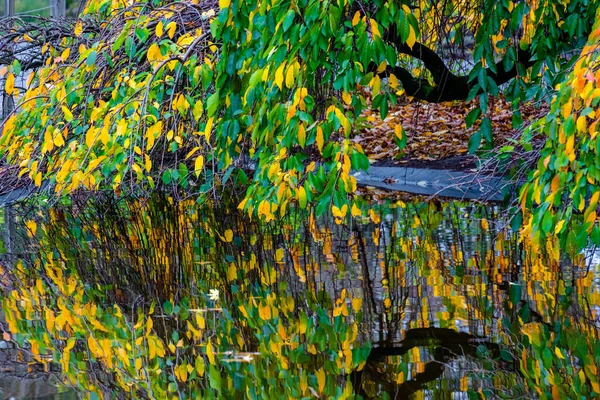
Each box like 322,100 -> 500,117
356,328 -> 503,399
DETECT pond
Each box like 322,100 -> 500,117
0,195 -> 599,399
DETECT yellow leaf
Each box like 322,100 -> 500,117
219,0 -> 231,9
481,218 -> 489,230
351,203 -> 362,217
146,121 -> 163,150
332,204 -> 348,219
394,124 -> 403,140
369,209 -> 381,224
61,106 -> 73,122
554,347 -> 565,360
34,171 -> 42,187
554,219 -> 565,234
565,135 -> 575,157
53,132 -> 65,147
155,21 -> 164,38
88,336 -> 101,358
147,43 -> 161,62
285,65 -> 295,89
371,75 -> 381,94
376,60 -> 387,74
194,155 -> 204,176
99,128 -> 109,145
577,115 -> 587,132
316,126 -> 324,152
204,117 -> 214,141
275,248 -> 284,262
74,21 -> 83,36
352,297 -> 362,312
177,35 -> 195,47
224,229 -> 233,242
144,154 -> 152,172
146,338 -> 158,360
522,323 -> 542,347
61,48 -> 70,61
25,220 -> 37,236
317,368 -> 326,393
227,263 -> 237,280
261,65 -> 270,82
274,62 -> 286,90
298,124 -> 306,147
193,100 -> 203,121
85,127 -> 97,148
206,341 -> 215,365
551,174 -> 560,193
352,11 -> 360,27
186,147 -> 200,160
369,18 -> 380,39
586,211 -> 596,224
297,186 -> 307,207
26,71 -> 35,88
195,355 -> 205,377
175,93 -> 190,114
144,318 -> 153,340
342,92 -> 352,105
166,22 -> 177,39
5,73 -> 14,95
562,101 -> 572,119
177,364 -> 188,383
406,26 -> 417,49
101,340 -> 112,365
389,73 -> 399,89
591,191 -> 600,209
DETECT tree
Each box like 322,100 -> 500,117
0,0 -> 598,221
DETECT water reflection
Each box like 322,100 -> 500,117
0,196 -> 599,399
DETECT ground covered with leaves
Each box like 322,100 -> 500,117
357,95 -> 548,170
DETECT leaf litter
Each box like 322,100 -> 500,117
356,95 -> 548,168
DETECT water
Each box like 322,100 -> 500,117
0,196 -> 598,399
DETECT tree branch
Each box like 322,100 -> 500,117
377,27 -> 535,102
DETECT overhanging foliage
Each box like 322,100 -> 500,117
0,0 -> 597,221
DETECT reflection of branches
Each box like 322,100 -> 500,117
352,327 -> 505,399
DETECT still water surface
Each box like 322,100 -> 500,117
0,197 -> 599,399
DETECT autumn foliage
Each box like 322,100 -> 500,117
0,0 -> 598,229
521,10 -> 600,251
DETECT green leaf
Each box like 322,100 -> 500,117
500,349 -> 513,362
468,130 -> 482,153
480,117 -> 493,145
86,50 -> 97,67
209,364 -> 222,393
380,97 -> 388,120
465,108 -> 481,128
509,283 -> 521,305
206,92 -> 219,117
282,10 -> 295,32
161,170 -> 172,185
563,115 -> 575,135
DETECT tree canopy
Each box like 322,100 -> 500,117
0,0 -> 598,225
